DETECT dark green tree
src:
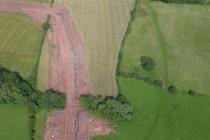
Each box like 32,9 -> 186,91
140,56 -> 155,71
168,85 -> 177,93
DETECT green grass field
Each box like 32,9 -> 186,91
37,37 -> 50,91
0,105 -> 30,140
120,0 -> 210,95
0,14 -> 44,80
93,77 -> 210,140
56,0 -> 135,96
35,110 -> 48,140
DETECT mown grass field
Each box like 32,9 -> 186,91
0,14 -> 44,80
56,0 -> 135,96
93,77 -> 210,140
0,105 -> 30,140
120,0 -> 210,95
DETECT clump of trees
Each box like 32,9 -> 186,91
140,56 -> 155,71
80,94 -> 134,121
0,65 -> 66,109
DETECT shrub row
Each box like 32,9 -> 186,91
80,94 -> 134,121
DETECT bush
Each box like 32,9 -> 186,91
38,89 -> 66,109
42,16 -> 51,31
140,56 -> 155,71
188,90 -> 196,96
80,94 -> 134,121
168,85 -> 177,93
42,22 -> 49,31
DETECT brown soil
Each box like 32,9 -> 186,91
0,1 -> 111,140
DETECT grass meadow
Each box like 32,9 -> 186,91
0,14 -> 44,80
120,0 -> 210,95
56,0 -> 135,96
93,77 -> 210,140
35,110 -> 48,140
37,37 -> 50,91
0,105 -> 30,140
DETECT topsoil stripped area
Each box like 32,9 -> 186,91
0,2 -> 111,140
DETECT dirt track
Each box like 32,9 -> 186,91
0,2 -> 111,140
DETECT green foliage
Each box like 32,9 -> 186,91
188,90 -> 196,96
39,89 -> 66,109
80,94 -> 134,121
168,85 -> 177,93
0,66 -> 31,104
0,65 -> 66,109
140,56 -> 155,71
42,22 -> 49,31
42,16 -> 50,31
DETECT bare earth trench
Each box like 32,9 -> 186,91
0,2 -> 111,140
